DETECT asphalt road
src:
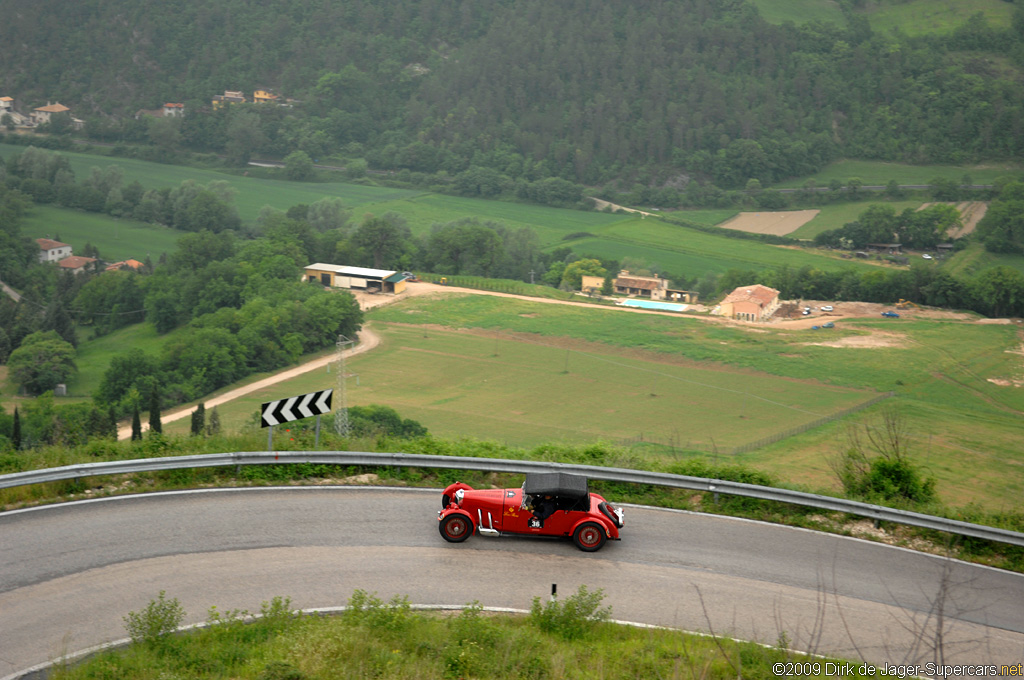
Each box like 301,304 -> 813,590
1,488 -> 1022,678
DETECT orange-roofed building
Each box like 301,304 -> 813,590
163,103 -> 185,117
718,284 -> 781,322
105,259 -> 145,272
58,255 -> 98,274
32,101 -> 70,125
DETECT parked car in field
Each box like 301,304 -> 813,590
820,305 -> 834,311
822,321 -> 835,328
881,311 -> 900,318
438,472 -> 624,551
922,254 -> 933,260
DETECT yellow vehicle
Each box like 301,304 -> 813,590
896,299 -> 920,309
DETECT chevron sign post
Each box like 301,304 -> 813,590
261,389 -> 333,451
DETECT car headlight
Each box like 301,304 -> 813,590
454,489 -> 465,506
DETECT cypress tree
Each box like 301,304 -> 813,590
148,390 -> 162,434
12,407 -> 21,450
131,405 -> 142,441
190,402 -> 205,436
207,406 -> 221,436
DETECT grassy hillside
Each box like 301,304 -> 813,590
942,241 -> 1024,278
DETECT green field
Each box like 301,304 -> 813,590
774,159 -> 1023,189
356,192 -> 631,244
567,216 -> 877,276
753,0 -> 1018,36
752,0 -> 846,25
21,205 -> 186,263
0,144 -> 636,242
176,319 -> 874,451
864,0 -> 1016,36
0,143 -> 424,222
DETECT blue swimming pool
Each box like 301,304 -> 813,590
618,299 -> 689,312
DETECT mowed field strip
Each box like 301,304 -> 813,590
717,210 -> 820,236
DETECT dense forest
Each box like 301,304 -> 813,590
2,0 -> 1024,191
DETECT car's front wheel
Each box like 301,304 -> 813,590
439,514 -> 472,543
572,522 -> 606,552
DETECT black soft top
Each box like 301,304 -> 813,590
524,472 -> 589,500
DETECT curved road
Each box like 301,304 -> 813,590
1,488 -> 1022,677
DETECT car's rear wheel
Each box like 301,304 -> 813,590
572,522 -> 606,552
439,514 -> 472,543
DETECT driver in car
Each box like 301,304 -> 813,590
529,494 -> 557,528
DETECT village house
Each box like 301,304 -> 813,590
212,90 -> 246,108
37,238 -> 72,262
580,274 -> 605,296
135,102 -> 186,120
58,255 -> 98,275
717,284 -> 781,322
31,101 -> 70,126
613,270 -> 670,300
253,89 -> 280,104
0,97 -> 29,126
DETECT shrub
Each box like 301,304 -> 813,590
529,585 -> 610,640
344,590 -> 413,631
123,591 -> 185,646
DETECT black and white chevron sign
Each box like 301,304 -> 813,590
260,389 -> 333,428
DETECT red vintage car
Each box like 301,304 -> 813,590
437,472 -> 624,551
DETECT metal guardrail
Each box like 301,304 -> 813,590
2,451 -> 1022,547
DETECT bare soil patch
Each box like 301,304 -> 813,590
805,332 -> 909,349
718,209 -> 819,236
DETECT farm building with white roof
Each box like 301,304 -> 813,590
304,263 -> 407,295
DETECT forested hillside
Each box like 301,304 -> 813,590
2,0 -> 1024,188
